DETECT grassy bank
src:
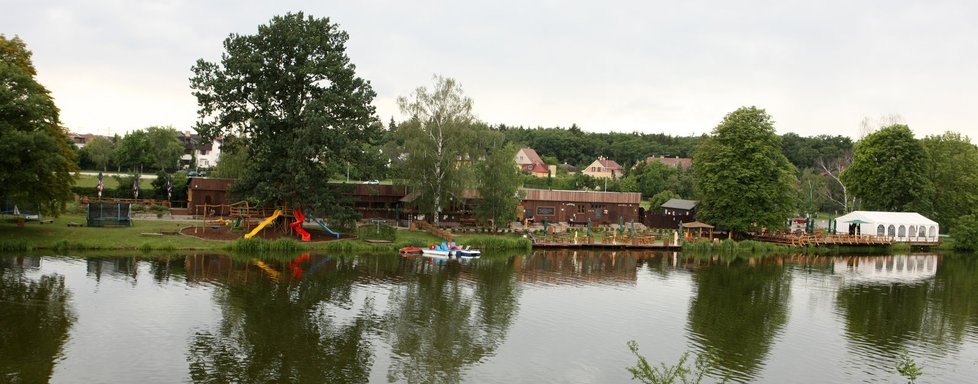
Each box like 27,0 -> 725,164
0,213 -> 214,251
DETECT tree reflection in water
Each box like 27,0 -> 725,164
382,256 -> 521,383
836,255 -> 978,357
186,254 -> 377,383
0,257 -> 76,383
686,257 -> 791,381
184,253 -> 521,383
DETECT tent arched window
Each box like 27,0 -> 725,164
909,225 -> 917,239
929,226 -> 937,239
919,226 -> 927,238
877,225 -> 885,236
888,225 -> 896,237
898,225 -> 906,238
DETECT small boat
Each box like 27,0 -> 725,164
399,246 -> 422,256
455,246 -> 481,258
421,248 -> 453,257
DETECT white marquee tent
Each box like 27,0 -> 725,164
834,211 -> 939,242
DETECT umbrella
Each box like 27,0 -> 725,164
845,219 -> 870,224
97,172 -> 104,198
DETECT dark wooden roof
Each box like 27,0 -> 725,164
522,188 -> 641,204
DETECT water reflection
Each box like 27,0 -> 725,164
185,254 -> 378,383
518,249 -> 641,285
836,255 -> 978,359
0,257 -> 75,383
6,251 -> 978,383
685,256 -> 791,382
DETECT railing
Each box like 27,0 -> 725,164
414,220 -> 454,243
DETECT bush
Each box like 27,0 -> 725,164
950,213 -> 978,252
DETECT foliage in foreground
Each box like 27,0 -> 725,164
627,341 -> 729,384
896,349 -> 923,384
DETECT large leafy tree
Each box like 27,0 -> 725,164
842,124 -> 930,212
145,126 -> 185,172
920,132 -> 978,230
693,107 -> 798,234
395,76 -> 479,225
80,136 -> 115,171
114,130 -> 153,172
191,12 -> 380,215
0,35 -> 77,215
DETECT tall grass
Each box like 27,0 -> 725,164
224,238 -> 308,252
458,235 -> 532,251
0,240 -> 32,252
681,239 -> 791,256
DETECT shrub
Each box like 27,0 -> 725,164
951,213 -> 978,252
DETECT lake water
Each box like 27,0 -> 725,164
2,251 -> 978,383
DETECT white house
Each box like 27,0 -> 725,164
834,211 -> 939,243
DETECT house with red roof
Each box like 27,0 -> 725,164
582,156 -> 623,179
514,147 -> 553,177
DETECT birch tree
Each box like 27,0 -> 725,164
395,76 -> 477,225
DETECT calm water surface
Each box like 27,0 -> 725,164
2,251 -> 978,383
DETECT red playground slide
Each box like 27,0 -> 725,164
290,209 -> 311,241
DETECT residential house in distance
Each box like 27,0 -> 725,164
514,147 -> 553,177
69,132 -> 112,148
179,132 -> 223,169
637,155 -> 692,170
582,156 -> 623,179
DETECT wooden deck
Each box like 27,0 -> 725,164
531,234 -> 681,250
754,233 -> 939,247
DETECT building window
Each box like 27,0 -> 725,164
578,204 -> 586,213
537,207 -> 555,215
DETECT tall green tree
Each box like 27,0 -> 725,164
145,126 -> 184,172
395,76 -> 478,225
920,132 -> 978,230
693,107 -> 798,234
114,130 -> 153,172
475,142 -> 521,229
0,35 -> 78,215
191,13 -> 380,215
842,124 -> 930,212
80,136 -> 115,171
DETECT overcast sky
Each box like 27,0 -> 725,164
5,0 -> 977,139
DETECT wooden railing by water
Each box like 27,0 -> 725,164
754,233 -> 903,247
414,220 -> 454,243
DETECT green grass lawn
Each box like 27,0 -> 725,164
0,213 -> 214,251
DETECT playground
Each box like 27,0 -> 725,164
185,201 -> 352,242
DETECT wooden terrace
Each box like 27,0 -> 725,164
754,233 -> 939,247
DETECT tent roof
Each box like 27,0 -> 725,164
835,211 -> 938,226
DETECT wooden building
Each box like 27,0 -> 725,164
187,177 -> 235,215
342,184 -> 411,222
520,188 -> 641,225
